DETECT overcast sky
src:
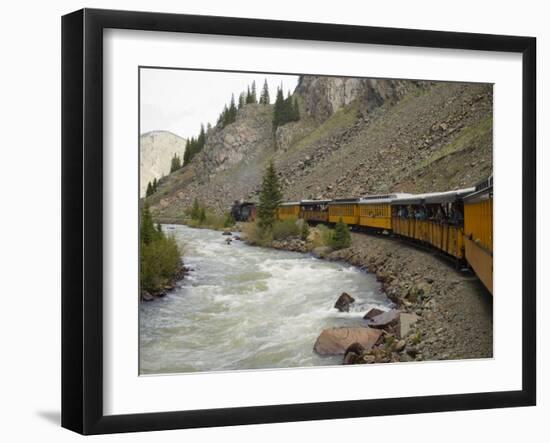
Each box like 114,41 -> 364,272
140,68 -> 300,140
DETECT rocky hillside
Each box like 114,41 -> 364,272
146,76 -> 492,220
140,131 -> 186,197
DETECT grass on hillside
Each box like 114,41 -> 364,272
289,100 -> 360,154
415,115 -> 493,172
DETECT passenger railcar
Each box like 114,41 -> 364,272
300,200 -> 330,223
277,201 -> 301,221
358,194 -> 410,231
328,198 -> 360,225
463,177 -> 493,294
390,188 -> 474,259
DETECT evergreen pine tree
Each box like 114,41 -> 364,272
292,97 -> 300,121
184,140 -> 191,165
140,203 -> 158,245
238,92 -> 245,109
152,177 -> 158,192
332,218 -> 351,249
170,153 -> 181,173
283,91 -> 294,123
250,81 -> 257,104
221,104 -> 229,126
246,86 -> 252,104
260,79 -> 270,105
229,94 -> 237,123
257,161 -> 283,231
272,87 -> 285,129
198,124 -> 206,149
146,181 -> 153,197
198,207 -> 206,223
191,198 -> 200,220
301,221 -> 310,241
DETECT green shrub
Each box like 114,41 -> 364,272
300,221 -> 310,241
140,235 -> 181,292
272,217 -> 301,240
224,212 -> 235,228
317,224 -> 334,247
331,219 -> 351,250
188,207 -> 226,230
140,204 -> 182,293
242,221 -> 273,247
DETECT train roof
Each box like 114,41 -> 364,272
279,201 -> 301,206
391,188 -> 475,205
300,199 -> 332,206
463,176 -> 493,202
473,175 -> 493,192
328,198 -> 360,205
358,193 -> 412,205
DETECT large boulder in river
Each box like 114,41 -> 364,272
314,327 -> 382,355
334,292 -> 355,312
140,291 -> 154,302
364,309 -> 400,329
363,307 -> 384,320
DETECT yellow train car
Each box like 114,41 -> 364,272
358,194 -> 410,230
277,202 -> 301,221
328,199 -> 360,225
390,188 -> 474,260
463,177 -> 493,294
300,200 -> 330,223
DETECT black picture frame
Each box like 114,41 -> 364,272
61,8 -> 536,435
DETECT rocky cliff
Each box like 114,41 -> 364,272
146,76 -> 492,220
140,131 -> 186,197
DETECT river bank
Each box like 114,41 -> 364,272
244,226 -> 493,363
140,263 -> 192,301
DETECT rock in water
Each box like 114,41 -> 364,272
140,291 -> 154,302
314,327 -> 382,355
334,292 -> 355,312
345,342 -> 366,355
365,309 -> 400,328
363,307 -> 384,320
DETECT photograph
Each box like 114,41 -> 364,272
138,68 -> 494,375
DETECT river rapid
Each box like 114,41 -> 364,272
139,224 -> 391,374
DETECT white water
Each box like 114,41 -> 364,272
139,225 -> 391,374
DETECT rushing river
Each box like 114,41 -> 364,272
139,225 -> 391,375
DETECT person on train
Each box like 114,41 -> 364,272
450,204 -> 464,225
435,206 -> 444,223
415,206 -> 427,220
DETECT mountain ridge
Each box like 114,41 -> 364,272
140,131 -> 186,197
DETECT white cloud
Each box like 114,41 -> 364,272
140,68 -> 299,139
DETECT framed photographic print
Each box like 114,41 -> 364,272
61,8 -> 536,435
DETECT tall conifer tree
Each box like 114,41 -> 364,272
250,81 -> 257,104
257,161 -> 283,231
260,79 -> 270,105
